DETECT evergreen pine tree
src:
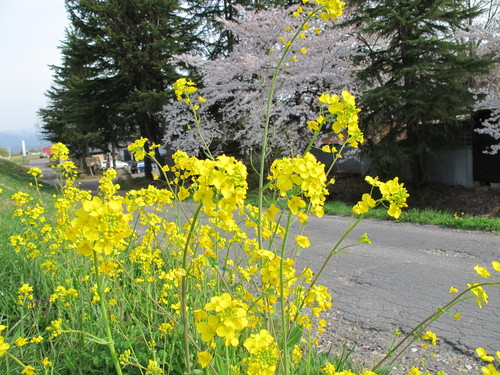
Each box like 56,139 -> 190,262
347,0 -> 493,180
40,0 -> 197,178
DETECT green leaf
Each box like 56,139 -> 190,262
287,324 -> 303,348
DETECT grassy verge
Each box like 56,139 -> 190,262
0,158 -> 57,251
246,190 -> 500,233
323,201 -> 500,232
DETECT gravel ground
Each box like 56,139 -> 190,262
317,310 -> 484,374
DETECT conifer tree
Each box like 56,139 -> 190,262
347,0 -> 493,180
40,0 -> 196,178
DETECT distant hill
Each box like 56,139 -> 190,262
0,129 -> 50,154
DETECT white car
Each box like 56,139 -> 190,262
101,160 -> 129,170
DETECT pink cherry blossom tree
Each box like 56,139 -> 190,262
163,5 -> 360,158
463,0 -> 500,154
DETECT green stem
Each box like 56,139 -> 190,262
257,9 -> 321,249
92,250 -> 123,375
192,106 -> 214,161
372,281 -> 500,370
5,352 -> 27,369
279,212 -> 294,374
62,329 -> 111,345
116,259 -> 220,374
180,202 -> 203,374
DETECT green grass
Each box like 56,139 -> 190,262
323,201 -> 500,232
1,154 -> 41,164
0,158 -> 41,192
245,190 -> 500,233
0,159 -> 57,256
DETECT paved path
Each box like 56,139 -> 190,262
31,157 -> 102,192
31,158 -> 500,354
296,216 -> 500,354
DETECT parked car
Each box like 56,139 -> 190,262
130,161 -> 156,173
101,160 -> 129,170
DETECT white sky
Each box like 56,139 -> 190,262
0,0 -> 69,133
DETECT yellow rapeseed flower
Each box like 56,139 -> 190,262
0,336 -> 10,357
320,362 -> 336,374
481,363 -> 500,375
42,357 -> 53,367
173,77 -> 197,101
50,142 -> 69,161
492,261 -> 500,272
197,351 -> 212,368
296,235 -> 311,248
362,176 -> 409,219
14,337 -> 29,347
21,365 -> 35,375
318,91 -> 363,148
195,293 -> 249,347
421,330 -> 438,346
407,367 -> 422,375
475,265 -> 491,279
314,0 -> 345,21
477,347 -> 495,362
243,329 -> 278,375
46,318 -> 63,339
30,336 -> 43,344
468,283 -> 489,308
27,167 -> 43,178
128,137 -> 148,161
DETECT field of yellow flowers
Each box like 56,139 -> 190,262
1,1 -> 499,374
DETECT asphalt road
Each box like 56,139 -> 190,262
31,158 -> 500,354
295,215 -> 500,355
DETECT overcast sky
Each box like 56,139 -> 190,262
0,0 -> 69,133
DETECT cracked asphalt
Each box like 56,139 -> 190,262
295,215 -> 500,355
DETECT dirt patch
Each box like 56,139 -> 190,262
318,310 -> 481,374
328,174 -> 500,218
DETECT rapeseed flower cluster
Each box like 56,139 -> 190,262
27,167 -> 43,178
420,330 -> 438,349
318,91 -> 364,148
353,176 -> 409,219
476,347 -> 500,375
0,326 -> 9,357
171,150 -> 248,217
294,0 -> 345,23
50,142 -> 79,180
3,1 -> 498,372
195,293 -> 249,347
66,195 -> 132,257
243,329 -> 279,375
313,0 -> 346,21
173,77 -> 197,101
6,81 -> 494,375
128,137 -> 149,161
17,283 -> 34,308
269,152 -> 328,217
49,142 -> 69,161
